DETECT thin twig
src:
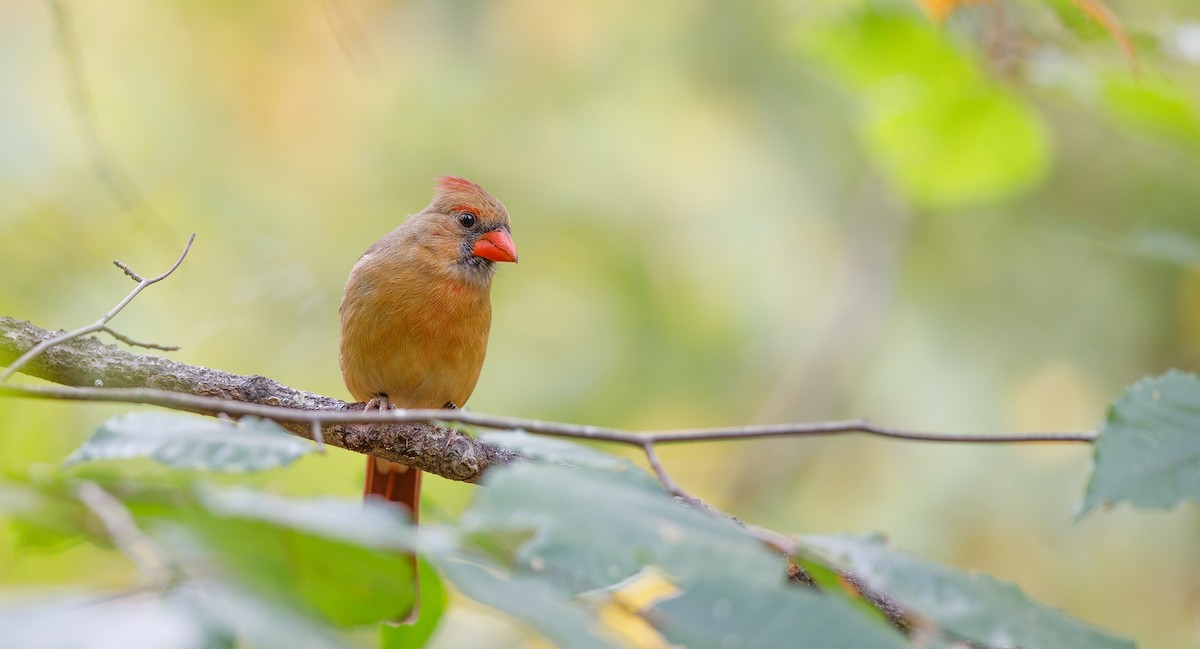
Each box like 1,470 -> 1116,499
747,524 -> 798,556
642,443 -> 711,510
75,481 -> 176,588
642,443 -> 689,499
641,440 -> 801,554
0,382 -> 1097,446
99,327 -> 180,352
113,260 -> 144,282
0,235 -> 194,382
640,420 -> 1096,445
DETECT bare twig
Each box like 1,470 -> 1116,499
0,381 -> 1096,447
639,421 -> 1095,445
75,481 -> 176,588
112,260 -> 145,282
0,235 -> 194,382
639,441 -> 814,556
641,441 -> 726,522
99,327 -> 181,352
642,443 -> 690,501
747,524 -> 798,556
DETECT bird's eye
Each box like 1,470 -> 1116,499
458,211 -> 477,228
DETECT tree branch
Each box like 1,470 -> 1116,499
0,315 -> 1095,488
0,316 -> 519,483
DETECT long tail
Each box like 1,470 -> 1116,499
364,457 -> 422,623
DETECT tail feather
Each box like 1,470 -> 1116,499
365,457 -> 422,624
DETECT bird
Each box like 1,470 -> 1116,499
338,175 -> 517,621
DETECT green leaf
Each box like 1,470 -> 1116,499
447,463 -> 910,649
435,553 -> 622,649
649,570 -> 906,649
467,463 -> 776,591
146,486 -> 417,627
801,534 -> 1135,649
861,87 -> 1048,210
792,556 -> 895,626
1043,0 -> 1112,41
806,9 -> 1049,209
1102,78 -> 1200,149
66,413 -> 315,472
380,558 -> 449,649
1081,370 -> 1200,515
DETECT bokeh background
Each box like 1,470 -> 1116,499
2,0 -> 1199,646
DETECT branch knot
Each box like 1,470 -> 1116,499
444,430 -> 480,480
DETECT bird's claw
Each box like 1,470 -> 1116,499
365,396 -> 396,411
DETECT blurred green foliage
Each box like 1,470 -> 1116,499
3,430 -> 1141,648
809,10 -> 1049,207
2,0 -> 1199,646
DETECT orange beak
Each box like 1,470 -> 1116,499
472,229 -> 518,263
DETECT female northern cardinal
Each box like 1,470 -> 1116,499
338,176 -> 516,619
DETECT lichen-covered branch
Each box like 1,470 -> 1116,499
0,316 -> 519,483
1,309 -> 1095,485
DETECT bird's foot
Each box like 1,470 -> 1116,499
365,395 -> 396,411
442,401 -> 459,410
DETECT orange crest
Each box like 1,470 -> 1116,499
436,176 -> 484,194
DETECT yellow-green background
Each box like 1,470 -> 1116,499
1,0 -> 1198,646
